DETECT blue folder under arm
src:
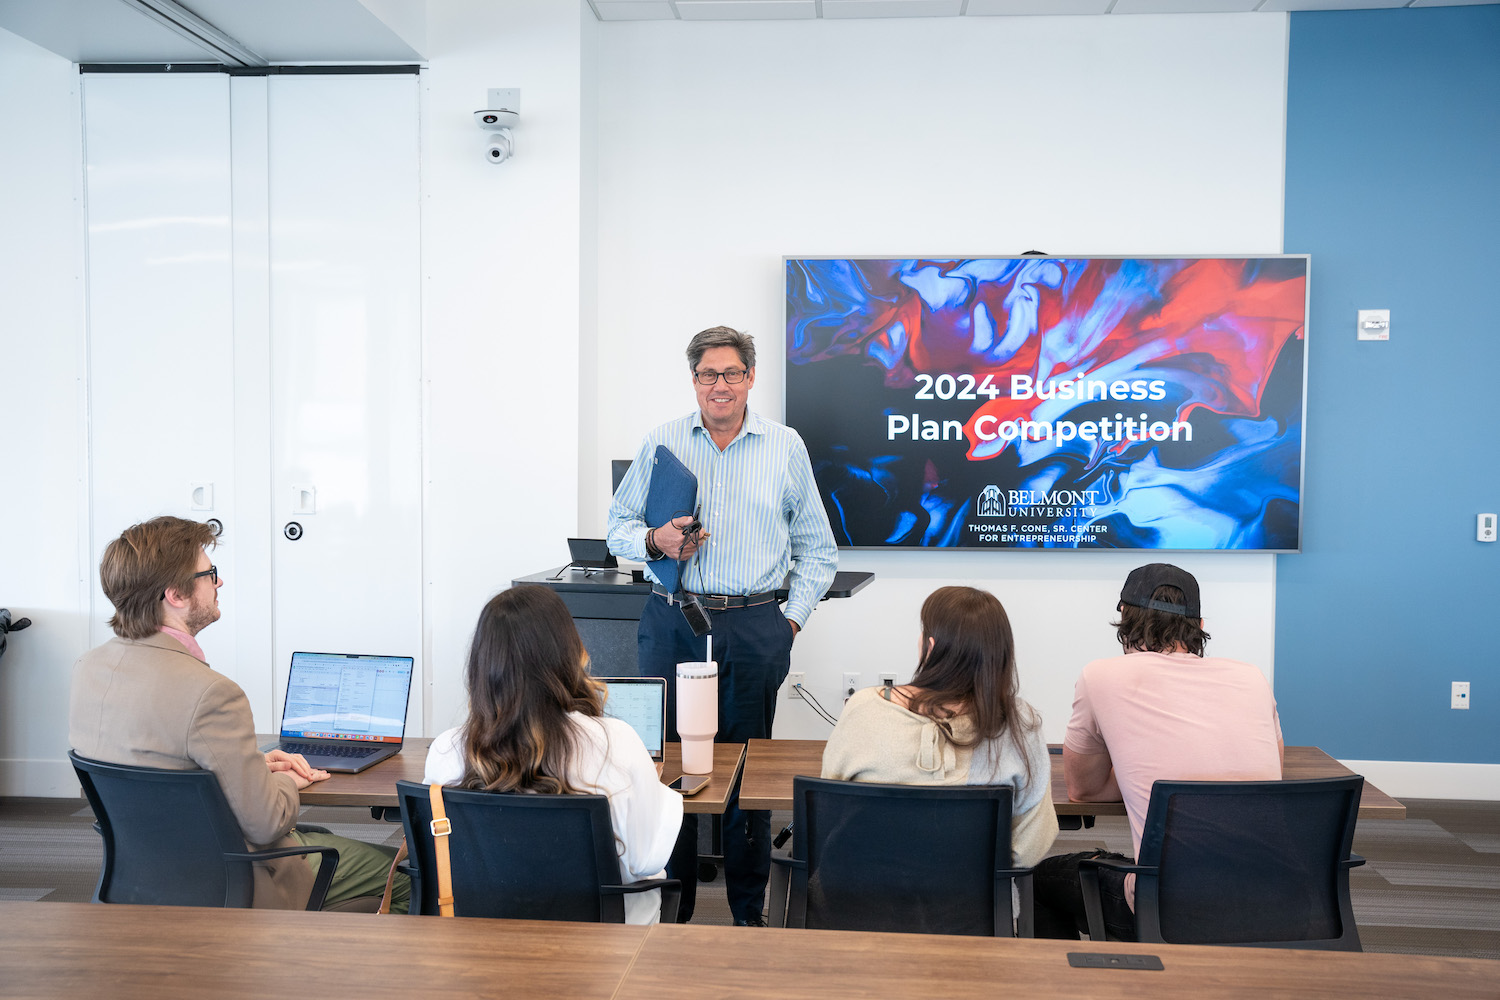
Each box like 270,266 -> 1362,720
644,444 -> 698,594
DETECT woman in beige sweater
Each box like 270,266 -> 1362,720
821,586 -> 1059,868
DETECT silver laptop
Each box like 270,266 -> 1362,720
599,677 -> 666,763
261,652 -> 415,773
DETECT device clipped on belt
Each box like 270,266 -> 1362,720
679,592 -> 711,636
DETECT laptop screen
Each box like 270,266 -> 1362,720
599,677 -> 665,759
280,652 -> 414,744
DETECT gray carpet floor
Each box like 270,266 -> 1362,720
3,796 -> 1495,958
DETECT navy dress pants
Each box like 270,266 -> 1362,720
637,594 -> 794,924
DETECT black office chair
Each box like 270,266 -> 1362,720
70,751 -> 339,910
770,776 -> 1034,936
1079,775 -> 1367,950
395,780 -> 680,921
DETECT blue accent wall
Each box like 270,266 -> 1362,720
1279,6 -> 1500,763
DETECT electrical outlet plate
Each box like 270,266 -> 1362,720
879,673 -> 898,687
786,672 -> 805,700
1452,681 -> 1470,710
842,672 -> 860,703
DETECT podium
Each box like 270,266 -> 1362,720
511,567 -> 874,676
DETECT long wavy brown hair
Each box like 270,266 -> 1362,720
905,586 -> 1038,778
460,586 -> 605,794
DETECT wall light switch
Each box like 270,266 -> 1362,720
1479,513 -> 1496,542
1452,681 -> 1470,710
1357,309 -> 1390,341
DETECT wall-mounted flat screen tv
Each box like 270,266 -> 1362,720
785,256 -> 1308,551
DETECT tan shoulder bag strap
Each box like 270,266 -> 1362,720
428,782 -> 456,917
376,840 -> 408,915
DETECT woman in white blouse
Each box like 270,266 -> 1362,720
424,585 -> 683,924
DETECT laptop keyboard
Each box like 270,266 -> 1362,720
278,742 -> 383,759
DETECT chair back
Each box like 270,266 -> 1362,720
788,775 -> 1019,936
1135,776 -> 1365,949
396,780 -> 626,921
69,751 -> 258,907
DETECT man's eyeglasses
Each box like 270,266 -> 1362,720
693,368 -> 749,385
162,565 -> 217,600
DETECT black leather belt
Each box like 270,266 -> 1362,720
651,585 -> 778,610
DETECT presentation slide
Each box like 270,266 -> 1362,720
785,256 -> 1308,551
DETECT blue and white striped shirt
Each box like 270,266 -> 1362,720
606,409 -> 838,627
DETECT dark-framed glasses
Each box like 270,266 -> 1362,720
192,565 -> 218,586
693,368 -> 749,385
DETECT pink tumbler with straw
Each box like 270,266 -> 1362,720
676,659 -> 718,775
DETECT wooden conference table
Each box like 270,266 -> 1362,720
285,737 -> 746,815
739,740 -> 1408,819
3,901 -> 1493,999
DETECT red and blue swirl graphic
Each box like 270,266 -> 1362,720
786,257 -> 1307,550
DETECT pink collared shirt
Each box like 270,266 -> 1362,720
158,625 -> 206,663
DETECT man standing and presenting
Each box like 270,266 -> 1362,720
1033,562 -> 1283,940
608,326 -> 838,925
70,516 -> 407,912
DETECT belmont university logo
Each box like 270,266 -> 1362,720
978,486 -> 1005,518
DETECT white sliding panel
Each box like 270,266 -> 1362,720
81,74 -> 251,692
228,75 -> 276,725
265,74 -> 425,735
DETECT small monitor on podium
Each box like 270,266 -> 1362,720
566,538 -> 617,569
611,459 -> 632,494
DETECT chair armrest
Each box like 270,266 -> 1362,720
396,863 -> 421,915
600,878 -> 682,924
1342,853 -> 1367,870
994,865 -> 1035,938
600,877 -> 679,896
1078,856 -> 1153,876
767,848 -> 794,927
1078,857 -> 1155,943
225,845 -> 339,911
769,851 -> 806,872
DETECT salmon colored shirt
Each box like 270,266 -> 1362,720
1065,651 -> 1283,906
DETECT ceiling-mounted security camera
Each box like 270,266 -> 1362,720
473,109 -> 519,131
475,88 -> 520,165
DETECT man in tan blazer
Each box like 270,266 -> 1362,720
69,515 -> 407,911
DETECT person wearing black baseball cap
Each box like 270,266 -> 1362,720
1031,562 -> 1284,941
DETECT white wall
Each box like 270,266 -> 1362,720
0,9 -> 1299,791
0,27 -> 89,795
588,14 -> 1291,738
420,0 -> 587,734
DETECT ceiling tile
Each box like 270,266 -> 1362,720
823,0 -> 964,17
1257,0 -> 1408,9
966,0 -> 1114,13
1112,0 -> 1260,12
186,0 -> 423,63
0,0 -> 220,63
592,1 -> 677,19
674,0 -> 817,18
